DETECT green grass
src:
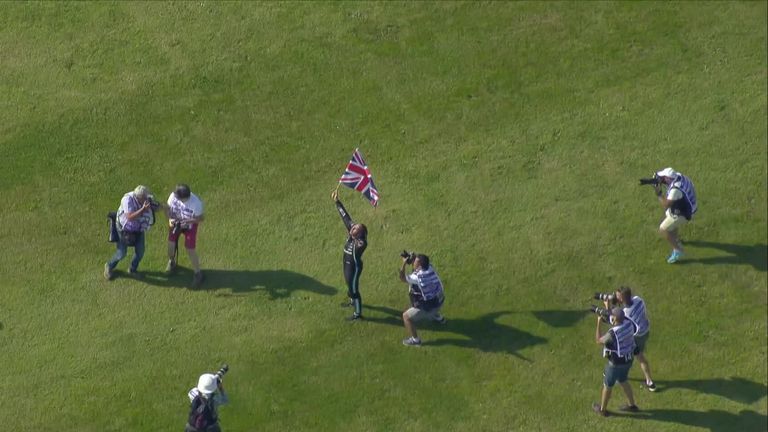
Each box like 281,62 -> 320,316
1,2 -> 766,431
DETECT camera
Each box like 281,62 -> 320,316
589,305 -> 611,322
593,292 -> 617,305
400,250 -> 416,265
214,364 -> 229,382
171,221 -> 183,236
147,194 -> 161,210
639,173 -> 661,186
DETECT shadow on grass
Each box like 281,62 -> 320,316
365,305 -> 547,361
632,376 -> 768,404
612,409 -> 767,432
681,241 -> 767,272
531,309 -> 589,328
140,267 -> 337,299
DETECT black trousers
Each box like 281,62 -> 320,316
343,259 -> 363,316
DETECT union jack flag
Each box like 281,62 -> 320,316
339,148 -> 380,207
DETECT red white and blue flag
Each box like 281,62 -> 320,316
339,148 -> 379,207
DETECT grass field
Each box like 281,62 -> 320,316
1,2 -> 766,431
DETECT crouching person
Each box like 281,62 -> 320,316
399,253 -> 446,347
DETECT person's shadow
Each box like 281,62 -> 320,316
365,306 -> 547,361
636,376 -> 768,404
141,268 -> 337,299
530,309 -> 589,328
613,409 -> 767,432
681,241 -> 767,272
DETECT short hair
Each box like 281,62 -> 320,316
416,254 -> 430,269
174,184 -> 191,200
133,185 -> 150,199
619,286 -> 633,299
610,307 -> 625,323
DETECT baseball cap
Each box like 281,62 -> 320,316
656,167 -> 677,178
197,373 -> 218,394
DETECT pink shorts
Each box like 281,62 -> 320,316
169,223 -> 199,249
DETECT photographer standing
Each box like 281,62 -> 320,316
592,308 -> 639,417
186,371 -> 229,432
399,253 -> 445,346
613,286 -> 656,392
103,185 -> 158,280
653,167 -> 697,263
165,184 -> 205,287
331,190 -> 367,321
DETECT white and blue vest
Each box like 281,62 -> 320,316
604,320 -> 636,361
670,174 -> 697,220
623,296 -> 650,337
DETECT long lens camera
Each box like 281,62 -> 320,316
215,364 -> 229,381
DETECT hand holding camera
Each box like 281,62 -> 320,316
400,250 -> 416,265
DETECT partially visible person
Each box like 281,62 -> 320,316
399,253 -> 445,346
592,308 -> 639,417
613,286 -> 656,392
186,372 -> 229,432
654,167 -> 697,264
331,189 -> 368,321
103,185 -> 158,280
165,184 -> 205,287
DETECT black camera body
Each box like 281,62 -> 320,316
147,194 -> 162,210
400,250 -> 416,265
171,221 -> 184,236
639,174 -> 661,186
214,364 -> 229,382
590,305 -> 611,323
594,292 -> 618,305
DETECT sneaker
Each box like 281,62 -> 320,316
619,404 -> 640,413
128,269 -> 144,280
592,403 -> 609,417
192,272 -> 204,288
402,337 -> 422,346
667,250 -> 683,264
340,300 -> 353,308
164,260 -> 177,275
433,314 -> 447,324
646,382 -> 657,392
346,314 -> 363,321
103,263 -> 113,281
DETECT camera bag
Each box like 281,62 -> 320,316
107,212 -> 119,243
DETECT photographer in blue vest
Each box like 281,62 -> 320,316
592,308 -> 639,417
654,167 -> 697,263
613,286 -> 656,392
399,253 -> 445,347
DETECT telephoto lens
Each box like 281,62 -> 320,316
215,364 -> 229,381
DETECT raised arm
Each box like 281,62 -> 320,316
332,190 -> 353,230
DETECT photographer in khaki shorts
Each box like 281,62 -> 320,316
399,253 -> 445,347
654,167 -> 697,264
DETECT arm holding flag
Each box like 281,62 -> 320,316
331,190 -> 354,230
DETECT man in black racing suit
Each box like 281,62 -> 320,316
332,190 -> 368,321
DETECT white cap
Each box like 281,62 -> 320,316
656,167 -> 677,178
197,373 -> 218,395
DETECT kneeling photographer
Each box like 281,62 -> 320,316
399,252 -> 445,347
186,365 -> 229,432
591,307 -> 639,417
